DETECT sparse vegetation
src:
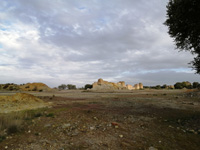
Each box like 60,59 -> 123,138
0,108 -> 47,143
0,86 -> 200,149
45,113 -> 54,118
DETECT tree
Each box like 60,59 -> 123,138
67,84 -> 76,90
161,84 -> 167,89
193,82 -> 200,88
58,84 -> 67,90
174,81 -> 192,89
182,81 -> 192,89
155,85 -> 161,89
84,84 -> 93,90
174,82 -> 183,89
165,0 -> 200,73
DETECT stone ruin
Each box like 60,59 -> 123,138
92,78 -> 143,90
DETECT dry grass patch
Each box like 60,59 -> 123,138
0,108 -> 48,142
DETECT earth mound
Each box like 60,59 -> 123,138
8,93 -> 43,103
0,93 -> 50,113
0,83 -> 20,91
19,83 -> 52,92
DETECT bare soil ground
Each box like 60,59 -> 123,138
0,89 -> 200,150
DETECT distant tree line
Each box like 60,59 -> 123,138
58,84 -> 77,90
144,81 -> 200,90
57,84 -> 93,90
174,82 -> 200,89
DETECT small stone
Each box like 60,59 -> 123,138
182,129 -> 186,133
119,135 -> 123,138
111,122 -> 119,126
93,117 -> 98,120
107,124 -> 112,127
44,124 -> 51,128
90,127 -> 95,130
62,123 -> 71,129
188,129 -> 195,133
28,130 -> 31,133
5,146 -> 8,149
149,146 -> 158,150
35,132 -> 41,136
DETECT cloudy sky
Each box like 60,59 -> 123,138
0,0 -> 199,88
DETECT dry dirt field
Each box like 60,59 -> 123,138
0,89 -> 200,150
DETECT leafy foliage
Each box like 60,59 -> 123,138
84,84 -> 93,90
192,82 -> 200,88
67,84 -> 76,90
58,84 -> 67,90
174,81 -> 192,89
165,0 -> 200,73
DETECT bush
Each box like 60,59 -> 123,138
193,82 -> 200,89
155,85 -> 161,89
174,81 -> 192,89
45,113 -> 54,117
7,125 -> 19,134
84,84 -> 93,90
58,84 -> 67,90
67,84 -> 76,90
0,136 -> 6,142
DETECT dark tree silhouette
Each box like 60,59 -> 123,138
165,0 -> 200,73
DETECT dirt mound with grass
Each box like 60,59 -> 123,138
0,93 -> 50,113
19,83 -> 52,92
0,83 -> 20,91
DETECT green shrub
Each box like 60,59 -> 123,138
0,136 -> 6,142
45,113 -> 54,117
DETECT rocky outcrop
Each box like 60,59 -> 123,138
126,84 -> 135,90
92,79 -> 127,90
19,83 -> 51,92
91,79 -> 143,91
167,85 -> 174,89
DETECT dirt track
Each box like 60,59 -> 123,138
0,89 -> 200,150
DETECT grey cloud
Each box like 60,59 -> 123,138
0,0 -> 199,87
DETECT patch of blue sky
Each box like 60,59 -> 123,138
98,18 -> 109,24
0,43 -> 3,48
122,71 -> 131,75
172,68 -> 193,73
0,27 -> 7,31
0,0 -> 19,11
78,6 -> 86,10
0,64 -> 10,66
1,20 -> 12,26
138,68 -> 192,74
